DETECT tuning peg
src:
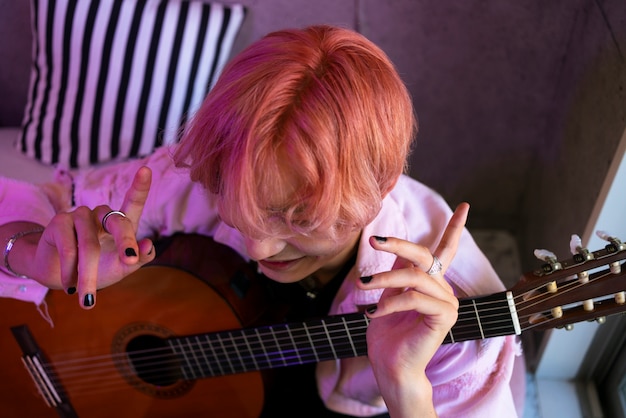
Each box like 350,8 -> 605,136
570,234 -> 582,254
569,234 -> 593,262
569,234 -> 594,311
596,231 -> 625,252
534,249 -> 557,261
564,324 -> 574,331
534,249 -> 562,273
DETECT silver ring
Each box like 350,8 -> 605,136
427,255 -> 443,275
101,210 -> 126,234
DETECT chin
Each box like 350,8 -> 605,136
259,267 -> 308,284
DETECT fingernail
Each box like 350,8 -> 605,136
147,244 -> 154,256
360,275 -> 373,284
125,248 -> 137,257
373,236 -> 387,243
67,287 -> 76,295
366,305 -> 377,314
83,293 -> 94,307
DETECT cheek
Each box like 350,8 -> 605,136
295,241 -> 343,258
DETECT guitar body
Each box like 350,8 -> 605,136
0,235 -> 266,418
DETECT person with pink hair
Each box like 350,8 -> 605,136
0,26 -> 519,417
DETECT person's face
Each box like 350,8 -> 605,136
244,229 -> 361,285
220,207 -> 361,284
219,151 -> 362,284
219,207 -> 361,285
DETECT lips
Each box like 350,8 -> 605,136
258,257 -> 303,271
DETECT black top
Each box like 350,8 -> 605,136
257,255 -> 390,418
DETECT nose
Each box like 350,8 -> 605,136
244,236 -> 287,261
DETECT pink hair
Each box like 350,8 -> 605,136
173,25 -> 417,238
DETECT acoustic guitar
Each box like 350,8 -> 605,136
0,233 -> 624,417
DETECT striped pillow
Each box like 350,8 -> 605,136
19,0 -> 246,168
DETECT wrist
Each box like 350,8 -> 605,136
381,373 -> 437,418
2,223 -> 45,278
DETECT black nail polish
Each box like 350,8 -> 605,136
366,305 -> 377,314
360,275 -> 373,284
373,236 -> 387,243
67,287 -> 76,295
83,294 -> 94,307
147,244 -> 154,256
125,248 -> 137,257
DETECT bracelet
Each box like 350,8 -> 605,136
3,228 -> 45,278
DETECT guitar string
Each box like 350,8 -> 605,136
40,272 -> 604,380
31,269 -> 617,397
37,278 -> 585,382
36,312 -> 516,397
513,269 -> 616,332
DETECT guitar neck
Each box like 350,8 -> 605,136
167,291 -> 518,380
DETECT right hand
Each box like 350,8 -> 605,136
33,167 -> 156,309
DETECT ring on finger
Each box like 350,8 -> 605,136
102,210 -> 127,234
427,255 -> 443,275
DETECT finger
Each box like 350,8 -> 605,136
94,205 -> 138,263
72,207 -> 103,309
434,202 -> 470,269
365,203 -> 470,280
359,267 -> 453,300
137,237 -> 156,263
44,213 -> 79,293
120,166 -> 152,227
368,236 -> 435,276
367,287 -> 458,324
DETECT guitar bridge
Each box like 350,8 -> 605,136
20,353 -> 62,407
11,325 -> 78,418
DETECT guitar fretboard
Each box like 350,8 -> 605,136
168,291 -> 518,380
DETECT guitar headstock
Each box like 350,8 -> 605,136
510,234 -> 626,332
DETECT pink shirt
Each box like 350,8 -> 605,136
0,146 -> 520,416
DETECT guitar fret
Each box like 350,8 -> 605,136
227,331 -> 247,373
195,335 -> 216,377
472,299 -> 486,339
246,328 -> 269,370
254,328 -> 272,368
275,325 -> 303,366
184,338 -> 202,379
269,326 -> 288,367
321,320 -> 338,360
341,317 -> 358,357
443,291 -> 518,343
218,333 -> 237,374
302,322 -> 320,363
204,334 -> 226,376
167,339 -> 191,380
285,326 -> 303,365
263,326 -> 285,368
240,330 -> 260,370
289,325 -> 317,363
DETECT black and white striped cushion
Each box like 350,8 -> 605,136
19,0 -> 246,168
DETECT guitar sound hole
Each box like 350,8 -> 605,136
126,335 -> 182,386
112,322 -> 194,399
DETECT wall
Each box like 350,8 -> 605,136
518,0 -> 625,270
1,0 -> 624,257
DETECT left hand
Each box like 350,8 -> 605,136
357,203 -> 469,416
